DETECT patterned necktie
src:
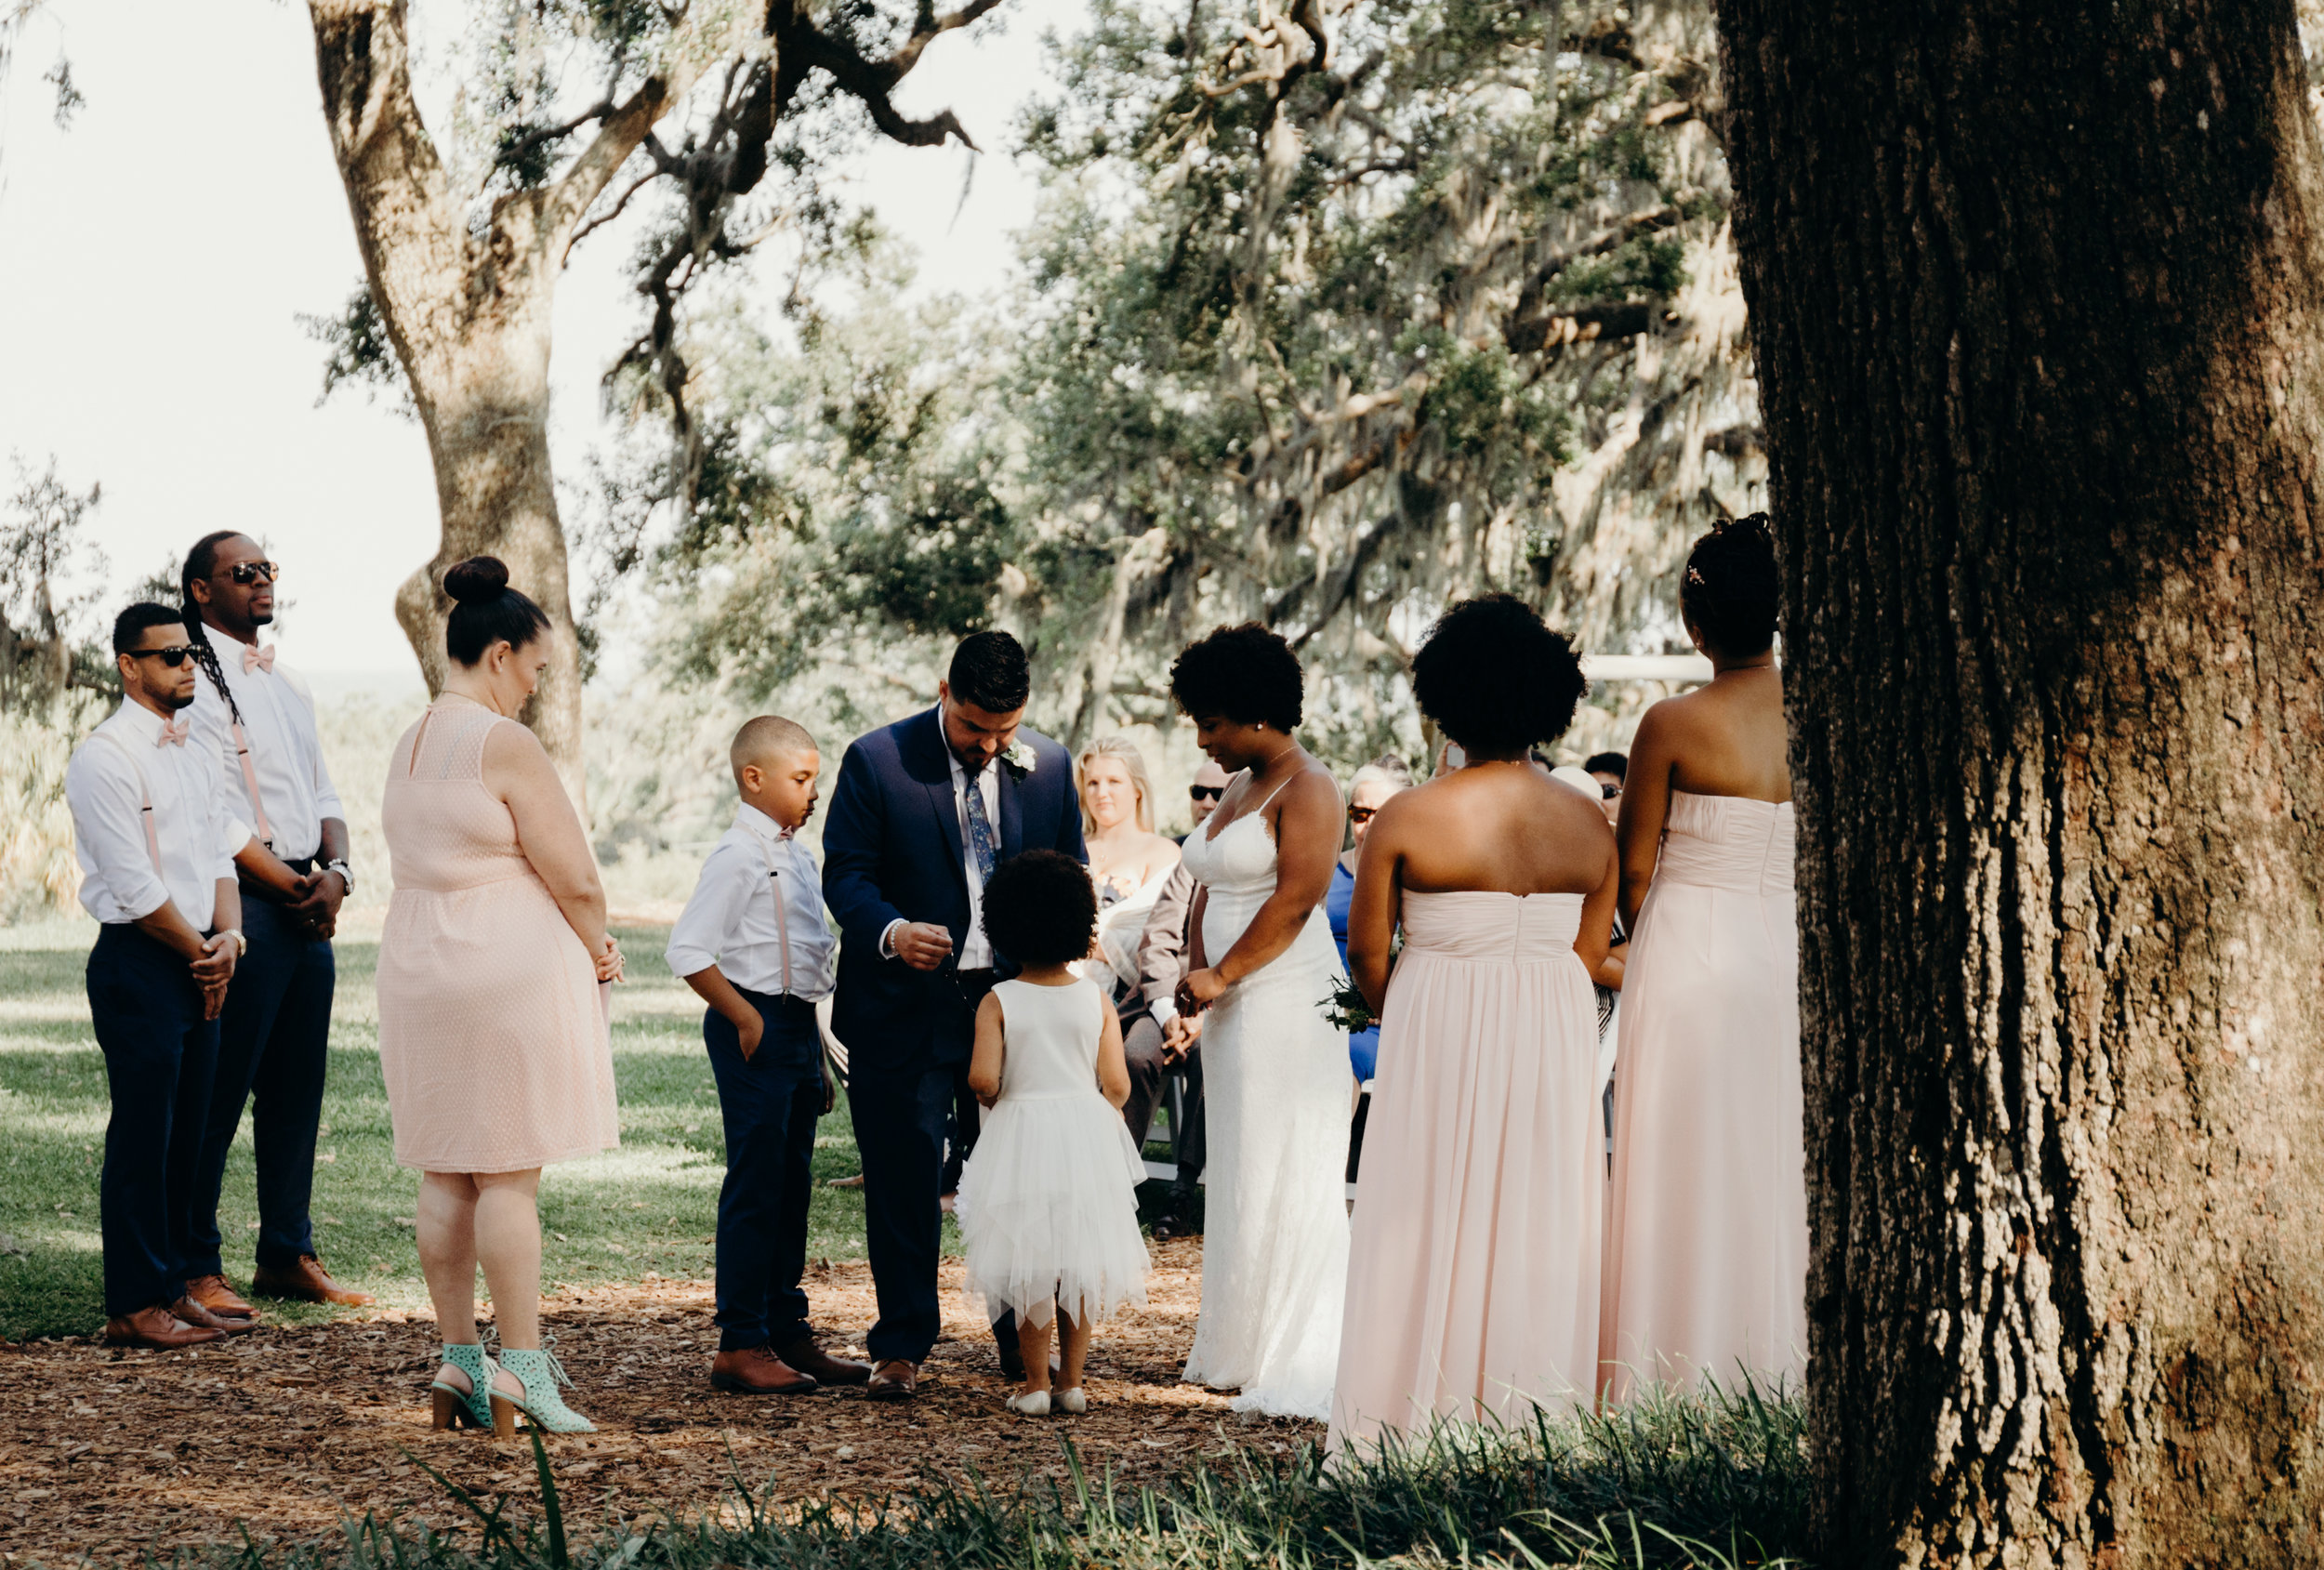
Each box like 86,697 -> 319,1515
962,767 -> 999,880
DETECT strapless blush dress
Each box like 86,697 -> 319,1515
1329,891 -> 1604,1454
1599,791 -> 1804,1399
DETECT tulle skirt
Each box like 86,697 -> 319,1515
957,1090 -> 1152,1328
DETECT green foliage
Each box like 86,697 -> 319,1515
619,0 -> 1736,765
178,1382 -> 1808,1567
299,284 -> 413,417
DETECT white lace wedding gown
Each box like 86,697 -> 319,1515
1177,780 -> 1352,1418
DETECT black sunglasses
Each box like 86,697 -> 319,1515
1601,783 -> 1622,799
222,561 -> 281,586
1190,785 -> 1224,802
131,645 -> 196,667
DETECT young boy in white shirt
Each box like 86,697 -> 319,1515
666,717 -> 871,1396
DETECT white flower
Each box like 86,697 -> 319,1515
1002,740 -> 1037,775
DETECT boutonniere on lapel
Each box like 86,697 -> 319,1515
1000,741 -> 1037,777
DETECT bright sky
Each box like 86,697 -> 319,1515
0,0 -> 1079,693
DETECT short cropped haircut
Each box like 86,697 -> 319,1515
732,716 -> 817,783
1169,622 -> 1303,732
1679,513 -> 1779,657
1584,750 -> 1628,781
1409,595 -> 1587,758
113,602 -> 190,655
948,629 -> 1031,714
980,850 -> 1099,969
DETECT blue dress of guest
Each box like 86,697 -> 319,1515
1326,861 -> 1378,1081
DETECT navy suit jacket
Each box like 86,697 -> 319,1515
824,706 -> 1087,1071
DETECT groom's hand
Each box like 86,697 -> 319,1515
891,922 -> 955,971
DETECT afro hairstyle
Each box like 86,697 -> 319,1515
979,850 -> 1100,969
1409,594 -> 1587,758
1169,622 -> 1303,731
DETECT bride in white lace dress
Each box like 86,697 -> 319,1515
1168,624 -> 1351,1418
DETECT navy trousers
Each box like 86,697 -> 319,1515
706,991 -> 824,1353
86,925 -> 220,1317
851,971 -> 1012,1366
188,896 -> 334,1275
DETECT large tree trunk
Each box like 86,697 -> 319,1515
308,0 -> 707,809
1721,0 -> 2324,1563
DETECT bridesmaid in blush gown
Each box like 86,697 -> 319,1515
1327,597 -> 1619,1456
1598,514 -> 1806,1401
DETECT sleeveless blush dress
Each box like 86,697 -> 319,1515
376,695 -> 619,1173
1329,891 -> 1604,1454
1599,791 -> 1804,1398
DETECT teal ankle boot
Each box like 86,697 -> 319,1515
429,1342 -> 497,1431
491,1346 -> 596,1435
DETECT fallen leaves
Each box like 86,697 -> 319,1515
0,1240 -> 1315,1566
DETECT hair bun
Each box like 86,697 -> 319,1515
443,556 -> 511,604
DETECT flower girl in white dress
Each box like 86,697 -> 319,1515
959,850 -> 1152,1415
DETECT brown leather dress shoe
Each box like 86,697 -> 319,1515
252,1254 -> 374,1306
865,1359 -> 918,1401
104,1306 -> 224,1350
170,1295 -> 257,1336
777,1337 -> 873,1386
708,1345 -> 819,1395
184,1274 -> 257,1321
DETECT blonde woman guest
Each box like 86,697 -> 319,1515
377,557 -> 623,1437
1075,736 -> 1181,993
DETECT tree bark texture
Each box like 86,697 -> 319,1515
1723,0 -> 2324,1563
308,0 -> 704,808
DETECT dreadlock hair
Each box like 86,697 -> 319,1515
181,530 -> 250,727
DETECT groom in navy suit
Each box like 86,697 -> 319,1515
823,631 -> 1087,1398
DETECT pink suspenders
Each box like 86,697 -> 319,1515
95,729 -> 166,878
231,718 -> 272,848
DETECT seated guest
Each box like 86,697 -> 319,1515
667,717 -> 871,1396
1585,750 -> 1627,827
66,603 -> 254,1349
1075,735 -> 1181,991
1118,760 -> 1228,1238
1327,756 -> 1413,1087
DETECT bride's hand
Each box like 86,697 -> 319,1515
1175,967 -> 1227,1015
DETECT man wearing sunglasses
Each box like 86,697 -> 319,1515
65,605 -> 259,1348
177,532 -> 370,1320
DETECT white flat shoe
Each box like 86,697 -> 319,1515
1054,1386 -> 1088,1415
1006,1391 -> 1050,1417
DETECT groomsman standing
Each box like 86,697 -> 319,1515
178,533 -> 371,1315
66,605 -> 253,1348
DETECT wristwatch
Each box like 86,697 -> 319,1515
217,928 -> 248,957
323,858 -> 353,896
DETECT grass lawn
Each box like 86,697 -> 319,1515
0,917 -> 930,1342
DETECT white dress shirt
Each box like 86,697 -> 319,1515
67,699 -> 246,930
665,804 -> 838,1001
187,627 -> 346,862
878,745 -> 1004,969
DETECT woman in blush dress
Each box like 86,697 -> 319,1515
377,557 -> 624,1436
1169,623 -> 1350,1419
1598,514 -> 1804,1402
1327,597 -> 1618,1456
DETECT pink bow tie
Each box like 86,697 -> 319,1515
243,643 -> 277,674
156,718 -> 190,747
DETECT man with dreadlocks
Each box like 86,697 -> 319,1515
178,531 -> 372,1319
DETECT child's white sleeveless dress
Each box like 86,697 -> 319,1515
957,977 -> 1151,1328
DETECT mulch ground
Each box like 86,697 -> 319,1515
0,1239 -> 1321,1566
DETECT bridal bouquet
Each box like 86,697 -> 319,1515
1319,975 -> 1377,1035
